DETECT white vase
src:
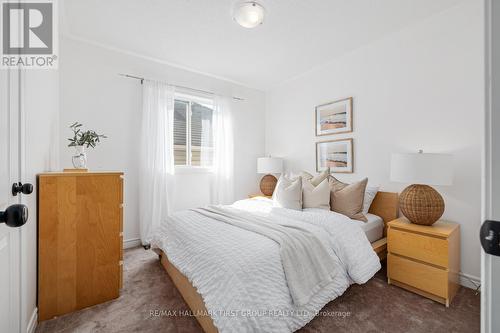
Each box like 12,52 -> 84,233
72,145 -> 87,169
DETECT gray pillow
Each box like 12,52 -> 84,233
363,185 -> 380,215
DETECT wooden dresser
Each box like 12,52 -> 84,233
387,218 -> 460,307
37,171 -> 124,321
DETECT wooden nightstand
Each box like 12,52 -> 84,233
248,193 -> 272,199
387,217 -> 460,307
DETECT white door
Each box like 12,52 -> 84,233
483,1 -> 500,332
0,69 -> 22,331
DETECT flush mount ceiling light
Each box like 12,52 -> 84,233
233,1 -> 265,28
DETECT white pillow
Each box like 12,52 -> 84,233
300,167 -> 330,186
273,176 -> 303,210
285,171 -> 301,180
303,178 -> 330,210
362,185 -> 380,214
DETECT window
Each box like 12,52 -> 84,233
174,94 -> 214,167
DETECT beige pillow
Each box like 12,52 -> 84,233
302,178 -> 330,210
273,176 -> 303,210
329,177 -> 368,222
300,167 -> 330,186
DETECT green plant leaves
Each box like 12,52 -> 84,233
67,122 -> 106,148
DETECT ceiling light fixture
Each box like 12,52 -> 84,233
233,1 -> 265,29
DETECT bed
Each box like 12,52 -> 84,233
152,191 -> 398,333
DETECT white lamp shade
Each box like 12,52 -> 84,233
257,157 -> 283,174
390,153 -> 453,186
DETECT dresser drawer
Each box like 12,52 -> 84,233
388,254 -> 448,298
388,227 -> 448,267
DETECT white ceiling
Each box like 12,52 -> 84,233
62,0 -> 461,90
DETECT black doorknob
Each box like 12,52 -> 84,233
12,182 -> 33,196
481,220 -> 500,256
0,204 -> 28,228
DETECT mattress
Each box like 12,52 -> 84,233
353,213 -> 384,243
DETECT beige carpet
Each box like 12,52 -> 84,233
36,247 -> 480,333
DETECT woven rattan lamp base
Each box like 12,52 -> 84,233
260,174 -> 278,196
399,184 -> 444,225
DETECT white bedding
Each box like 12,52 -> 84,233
356,213 -> 384,243
151,198 -> 381,333
193,205 -> 339,306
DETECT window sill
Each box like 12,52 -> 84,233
175,166 -> 213,174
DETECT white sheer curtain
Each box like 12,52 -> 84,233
139,80 -> 175,245
211,96 -> 234,204
200,103 -> 213,167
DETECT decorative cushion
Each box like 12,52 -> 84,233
273,176 -> 303,210
302,178 -> 330,210
329,177 -> 368,222
300,167 -> 330,186
363,185 -> 380,215
285,171 -> 301,180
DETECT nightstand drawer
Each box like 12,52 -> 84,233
388,228 -> 448,267
388,254 -> 448,298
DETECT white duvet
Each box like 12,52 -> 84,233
152,198 -> 381,333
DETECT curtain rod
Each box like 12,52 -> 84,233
118,73 -> 245,101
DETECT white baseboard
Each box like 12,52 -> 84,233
27,307 -> 37,333
123,238 -> 141,249
459,272 -> 481,290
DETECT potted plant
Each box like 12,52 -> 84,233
67,122 -> 107,169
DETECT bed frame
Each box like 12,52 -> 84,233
156,191 -> 398,333
367,191 -> 399,260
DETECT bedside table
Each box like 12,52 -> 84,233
248,193 -> 272,199
387,217 -> 460,307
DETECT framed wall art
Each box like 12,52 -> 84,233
315,97 -> 353,136
316,138 -> 353,173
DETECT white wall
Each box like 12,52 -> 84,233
59,0 -> 483,284
266,0 -> 483,282
59,37 -> 266,243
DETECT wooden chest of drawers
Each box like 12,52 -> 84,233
387,218 -> 460,307
37,172 -> 124,321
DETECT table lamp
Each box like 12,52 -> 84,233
390,150 -> 453,225
257,157 -> 283,196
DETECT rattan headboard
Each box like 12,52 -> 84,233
367,191 -> 399,236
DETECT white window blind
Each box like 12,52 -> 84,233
173,94 -> 214,167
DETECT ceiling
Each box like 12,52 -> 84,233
62,0 -> 461,90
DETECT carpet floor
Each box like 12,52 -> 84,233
36,247 -> 480,333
